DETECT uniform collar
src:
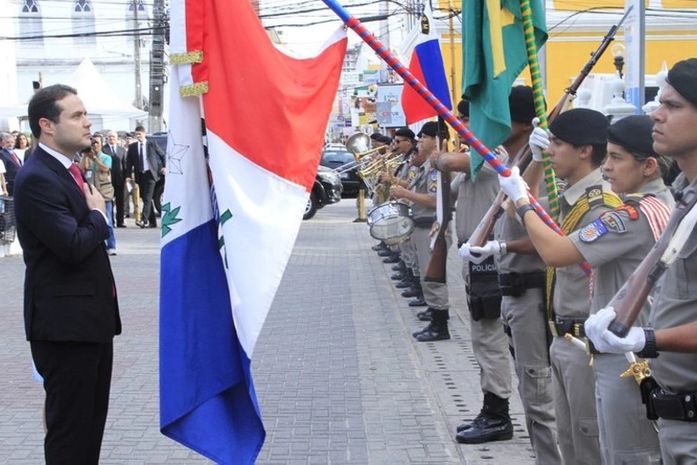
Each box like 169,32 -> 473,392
561,168 -> 604,206
637,177 -> 668,197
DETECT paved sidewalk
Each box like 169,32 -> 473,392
0,201 -> 537,464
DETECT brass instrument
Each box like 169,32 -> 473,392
334,133 -> 389,174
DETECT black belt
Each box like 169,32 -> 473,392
648,388 -> 697,422
548,317 -> 586,338
499,271 -> 545,297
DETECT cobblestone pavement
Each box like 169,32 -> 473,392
0,201 -> 536,464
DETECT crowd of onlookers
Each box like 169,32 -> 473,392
0,127 -> 163,257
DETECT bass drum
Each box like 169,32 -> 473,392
367,201 -> 414,245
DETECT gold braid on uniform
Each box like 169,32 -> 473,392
545,191 -> 623,319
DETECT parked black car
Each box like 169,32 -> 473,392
305,165 -> 342,220
319,148 -> 361,197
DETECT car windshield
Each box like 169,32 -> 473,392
321,150 -> 354,169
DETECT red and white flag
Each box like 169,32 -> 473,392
161,0 -> 347,462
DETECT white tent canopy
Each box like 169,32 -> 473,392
67,58 -> 147,120
0,58 -> 147,121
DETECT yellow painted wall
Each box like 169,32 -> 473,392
439,29 -> 696,108
546,34 -> 697,103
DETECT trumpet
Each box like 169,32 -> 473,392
334,133 -> 389,174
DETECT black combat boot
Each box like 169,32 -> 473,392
455,392 -> 513,444
413,310 -> 450,341
396,269 -> 415,289
416,308 -> 433,321
377,248 -> 393,257
382,254 -> 400,264
391,261 -> 407,280
401,280 -> 422,298
372,242 -> 387,252
408,295 -> 428,307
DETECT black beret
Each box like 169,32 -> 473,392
418,121 -> 438,138
457,99 -> 470,117
509,85 -> 536,124
549,108 -> 609,146
394,128 -> 415,140
377,134 -> 392,144
667,58 -> 697,107
607,115 -> 655,159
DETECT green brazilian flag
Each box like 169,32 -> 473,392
462,0 -> 547,178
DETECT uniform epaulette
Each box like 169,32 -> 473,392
586,185 -> 620,208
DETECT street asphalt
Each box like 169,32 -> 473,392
0,200 -> 537,464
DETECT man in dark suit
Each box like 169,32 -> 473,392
0,131 -> 22,195
13,84 -> 121,464
103,130 -> 127,227
126,125 -> 166,228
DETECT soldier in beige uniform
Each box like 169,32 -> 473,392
586,57 -> 697,464
386,130 -> 419,288
435,94 -> 516,443
390,121 -> 451,340
504,115 -> 674,464
500,108 -> 618,465
459,86 -> 561,458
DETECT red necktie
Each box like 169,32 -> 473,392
68,163 -> 84,191
10,151 -> 21,167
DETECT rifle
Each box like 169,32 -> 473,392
467,14 -> 631,248
608,178 -> 697,337
424,134 -> 453,284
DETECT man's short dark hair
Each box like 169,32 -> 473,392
27,84 -> 78,139
134,125 -> 146,133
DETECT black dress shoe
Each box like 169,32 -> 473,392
116,223 -> 126,228
382,255 -> 399,264
455,414 -> 513,444
417,309 -> 433,321
408,297 -> 427,307
149,222 -> 158,228
414,323 -> 450,342
401,287 -> 421,298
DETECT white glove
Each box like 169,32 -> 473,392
498,166 -> 528,204
529,118 -> 550,162
584,307 -> 647,354
459,241 -> 502,264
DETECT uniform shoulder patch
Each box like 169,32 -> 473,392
579,218 -> 608,242
599,210 -> 631,234
615,204 -> 639,220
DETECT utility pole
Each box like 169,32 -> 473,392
133,0 -> 143,110
149,0 -> 166,132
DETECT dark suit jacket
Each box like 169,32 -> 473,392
13,146 -> 121,343
0,148 -> 21,196
102,144 -> 127,186
126,140 -> 166,183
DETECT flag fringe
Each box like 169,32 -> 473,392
171,50 -> 204,65
180,82 -> 209,97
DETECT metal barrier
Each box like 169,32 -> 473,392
0,196 -> 16,244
